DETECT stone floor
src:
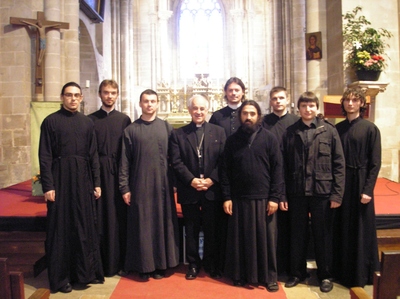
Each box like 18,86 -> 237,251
24,261 -> 373,299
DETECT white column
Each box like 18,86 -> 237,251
158,10 -> 173,85
229,9 -> 245,76
120,0 -> 132,118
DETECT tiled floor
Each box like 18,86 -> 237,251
24,261 -> 373,299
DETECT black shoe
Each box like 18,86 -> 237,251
266,282 -> 279,292
90,279 -> 103,284
233,279 -> 246,287
209,269 -> 222,279
320,279 -> 333,292
285,276 -> 301,288
117,269 -> 129,276
58,283 -> 72,293
185,267 -> 199,280
152,269 -> 165,279
139,272 -> 151,280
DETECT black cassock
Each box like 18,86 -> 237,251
119,118 -> 179,273
89,109 -> 131,276
334,117 -> 381,287
220,127 -> 283,284
39,107 -> 104,292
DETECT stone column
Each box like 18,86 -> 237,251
119,0 -> 133,118
42,0 -> 60,100
158,9 -> 173,86
229,8 -> 245,77
306,0 -> 327,99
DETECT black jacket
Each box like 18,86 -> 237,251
169,122 -> 226,204
282,117 -> 345,203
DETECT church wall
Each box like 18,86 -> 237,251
342,0 -> 400,182
1,0 -> 399,189
0,1 -> 36,188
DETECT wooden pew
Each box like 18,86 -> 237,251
350,250 -> 400,299
0,258 -> 49,299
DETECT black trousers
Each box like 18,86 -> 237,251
181,198 -> 218,271
288,196 -> 334,281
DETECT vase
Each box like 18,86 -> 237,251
356,70 -> 381,81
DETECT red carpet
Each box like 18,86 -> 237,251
110,264 -> 287,299
1,178 -> 399,217
374,178 -> 400,214
0,181 -> 46,217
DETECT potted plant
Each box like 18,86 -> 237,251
343,6 -> 392,81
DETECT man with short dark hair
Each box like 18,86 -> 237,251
39,82 -> 104,293
262,86 -> 299,275
119,89 -> 179,280
221,100 -> 283,292
88,80 -> 131,277
283,92 -> 345,293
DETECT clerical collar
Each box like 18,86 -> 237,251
227,102 -> 242,110
101,106 -> 115,114
273,111 -> 288,119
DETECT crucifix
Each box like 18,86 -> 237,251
10,12 -> 69,94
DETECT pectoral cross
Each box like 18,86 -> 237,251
10,12 -> 69,94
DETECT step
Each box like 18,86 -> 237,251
3,253 -> 46,277
0,231 -> 46,277
377,228 -> 400,259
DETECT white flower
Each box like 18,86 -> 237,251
353,41 -> 362,49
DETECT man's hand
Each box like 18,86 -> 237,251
44,190 -> 55,202
267,201 -> 278,216
360,194 -> 372,204
122,192 -> 131,206
279,201 -> 288,211
191,178 -> 206,191
223,200 -> 233,215
94,187 -> 101,199
201,178 -> 214,190
330,201 -> 341,208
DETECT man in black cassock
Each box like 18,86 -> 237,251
208,77 -> 246,274
220,100 -> 284,292
333,88 -> 381,287
39,82 -> 104,293
88,80 -> 131,277
261,86 -> 299,275
119,89 -> 179,280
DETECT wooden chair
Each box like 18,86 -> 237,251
0,258 -> 49,299
350,251 -> 400,299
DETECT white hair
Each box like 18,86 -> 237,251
187,94 -> 209,110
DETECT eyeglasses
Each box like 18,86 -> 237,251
63,93 -> 82,99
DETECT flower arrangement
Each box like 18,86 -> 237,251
343,6 -> 392,72
32,172 -> 41,184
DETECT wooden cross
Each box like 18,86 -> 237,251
10,12 -> 69,94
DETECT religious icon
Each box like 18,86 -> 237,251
306,32 -> 322,60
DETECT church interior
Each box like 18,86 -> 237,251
1,0 -> 400,298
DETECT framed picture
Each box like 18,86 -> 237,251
80,0 -> 105,23
305,31 -> 322,60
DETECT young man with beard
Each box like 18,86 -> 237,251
220,100 -> 284,292
208,77 -> 246,274
88,80 -> 131,277
119,89 -> 179,280
282,92 -> 345,293
333,88 -> 381,288
209,77 -> 246,137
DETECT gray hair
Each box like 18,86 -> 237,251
187,94 -> 209,110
